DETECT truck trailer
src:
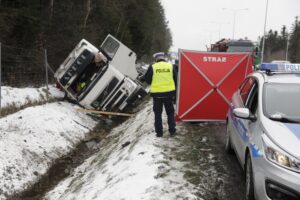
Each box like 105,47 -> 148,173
55,34 -> 146,112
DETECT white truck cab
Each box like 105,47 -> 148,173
55,34 -> 145,111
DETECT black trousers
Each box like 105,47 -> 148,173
153,97 -> 176,136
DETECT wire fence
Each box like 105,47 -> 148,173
0,42 -> 55,116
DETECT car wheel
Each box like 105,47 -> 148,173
245,153 -> 255,200
225,122 -> 233,154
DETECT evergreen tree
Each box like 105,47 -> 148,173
289,17 -> 300,62
261,20 -> 299,62
0,0 -> 172,74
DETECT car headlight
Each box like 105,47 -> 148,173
262,135 -> 300,173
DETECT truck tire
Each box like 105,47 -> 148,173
225,121 -> 234,154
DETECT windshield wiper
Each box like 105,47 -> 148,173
269,116 -> 300,123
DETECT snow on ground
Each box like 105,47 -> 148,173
0,86 -> 198,200
0,85 -> 64,109
0,102 -> 97,199
44,100 -> 197,200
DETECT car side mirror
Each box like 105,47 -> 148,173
233,108 -> 257,122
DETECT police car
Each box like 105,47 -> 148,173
226,63 -> 300,200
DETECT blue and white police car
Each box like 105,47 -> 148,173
226,63 -> 300,200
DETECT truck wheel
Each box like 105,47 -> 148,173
225,122 -> 233,154
245,153 -> 255,200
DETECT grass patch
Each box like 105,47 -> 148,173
184,170 -> 200,185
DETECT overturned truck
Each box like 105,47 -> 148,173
55,35 -> 146,112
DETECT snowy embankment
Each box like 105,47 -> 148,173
1,85 -> 63,109
45,100 -> 197,200
1,86 -> 197,200
0,87 -> 97,199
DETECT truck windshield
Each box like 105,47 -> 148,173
101,36 -> 120,60
263,83 -> 300,123
227,46 -> 253,52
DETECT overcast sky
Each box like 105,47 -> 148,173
160,0 -> 300,51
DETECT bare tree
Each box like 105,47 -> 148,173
83,0 -> 91,28
50,0 -> 54,21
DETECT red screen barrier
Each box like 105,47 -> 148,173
176,50 -> 253,121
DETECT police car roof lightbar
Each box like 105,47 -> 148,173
260,63 -> 300,73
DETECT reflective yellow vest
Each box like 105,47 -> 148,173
77,82 -> 86,92
150,62 -> 175,93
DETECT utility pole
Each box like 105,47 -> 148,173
285,33 -> 290,61
261,0 -> 269,63
210,21 -> 230,40
223,8 -> 248,39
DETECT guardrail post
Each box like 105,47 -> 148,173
45,49 -> 49,102
44,49 -> 49,102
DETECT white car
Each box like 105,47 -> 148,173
226,63 -> 300,200
271,60 -> 291,64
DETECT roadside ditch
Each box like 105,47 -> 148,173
9,116 -> 127,200
8,98 -> 149,200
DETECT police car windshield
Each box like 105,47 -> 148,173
263,83 -> 300,123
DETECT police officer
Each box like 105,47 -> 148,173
145,52 -> 177,137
